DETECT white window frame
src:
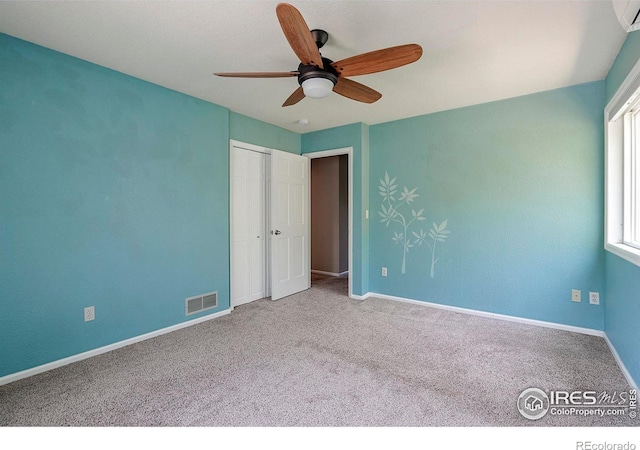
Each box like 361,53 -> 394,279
625,108 -> 640,250
605,57 -> 640,266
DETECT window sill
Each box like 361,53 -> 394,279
606,242 -> 640,268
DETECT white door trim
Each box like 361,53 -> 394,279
306,147 -> 354,299
230,139 -> 271,154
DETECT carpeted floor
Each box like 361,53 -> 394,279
0,276 -> 634,426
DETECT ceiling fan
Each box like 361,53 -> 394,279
214,3 -> 423,107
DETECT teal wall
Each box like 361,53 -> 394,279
604,254 -> 640,383
369,82 -> 606,330
230,111 -> 300,154
0,34 -> 296,378
604,31 -> 640,385
302,123 -> 370,296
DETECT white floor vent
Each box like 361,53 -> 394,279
185,291 -> 218,316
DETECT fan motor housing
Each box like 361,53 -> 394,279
297,57 -> 338,87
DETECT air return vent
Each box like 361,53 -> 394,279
185,291 -> 218,316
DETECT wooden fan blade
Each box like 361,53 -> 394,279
331,44 -> 422,77
333,78 -> 381,104
214,71 -> 299,78
276,3 -> 323,69
282,86 -> 305,107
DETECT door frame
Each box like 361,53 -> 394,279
306,147 -> 353,299
230,141 -> 354,307
229,139 -> 271,310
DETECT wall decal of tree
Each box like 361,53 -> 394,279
378,172 -> 450,276
427,220 -> 450,278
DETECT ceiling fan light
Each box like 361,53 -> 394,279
301,77 -> 334,99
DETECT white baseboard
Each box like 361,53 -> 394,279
603,333 -> 638,390
311,269 -> 349,277
366,291 -> 640,388
367,292 -> 604,337
0,308 -> 231,387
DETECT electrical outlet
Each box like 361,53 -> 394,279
571,289 -> 581,303
381,267 -> 387,277
84,306 -> 95,322
589,292 -> 600,305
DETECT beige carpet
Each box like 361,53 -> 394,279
0,276 -> 633,426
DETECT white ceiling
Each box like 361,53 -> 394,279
0,1 -> 629,133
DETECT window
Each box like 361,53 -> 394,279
605,58 -> 640,266
625,104 -> 640,250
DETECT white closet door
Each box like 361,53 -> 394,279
231,146 -> 266,307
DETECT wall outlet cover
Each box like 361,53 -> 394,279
84,306 -> 95,322
571,289 -> 581,302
